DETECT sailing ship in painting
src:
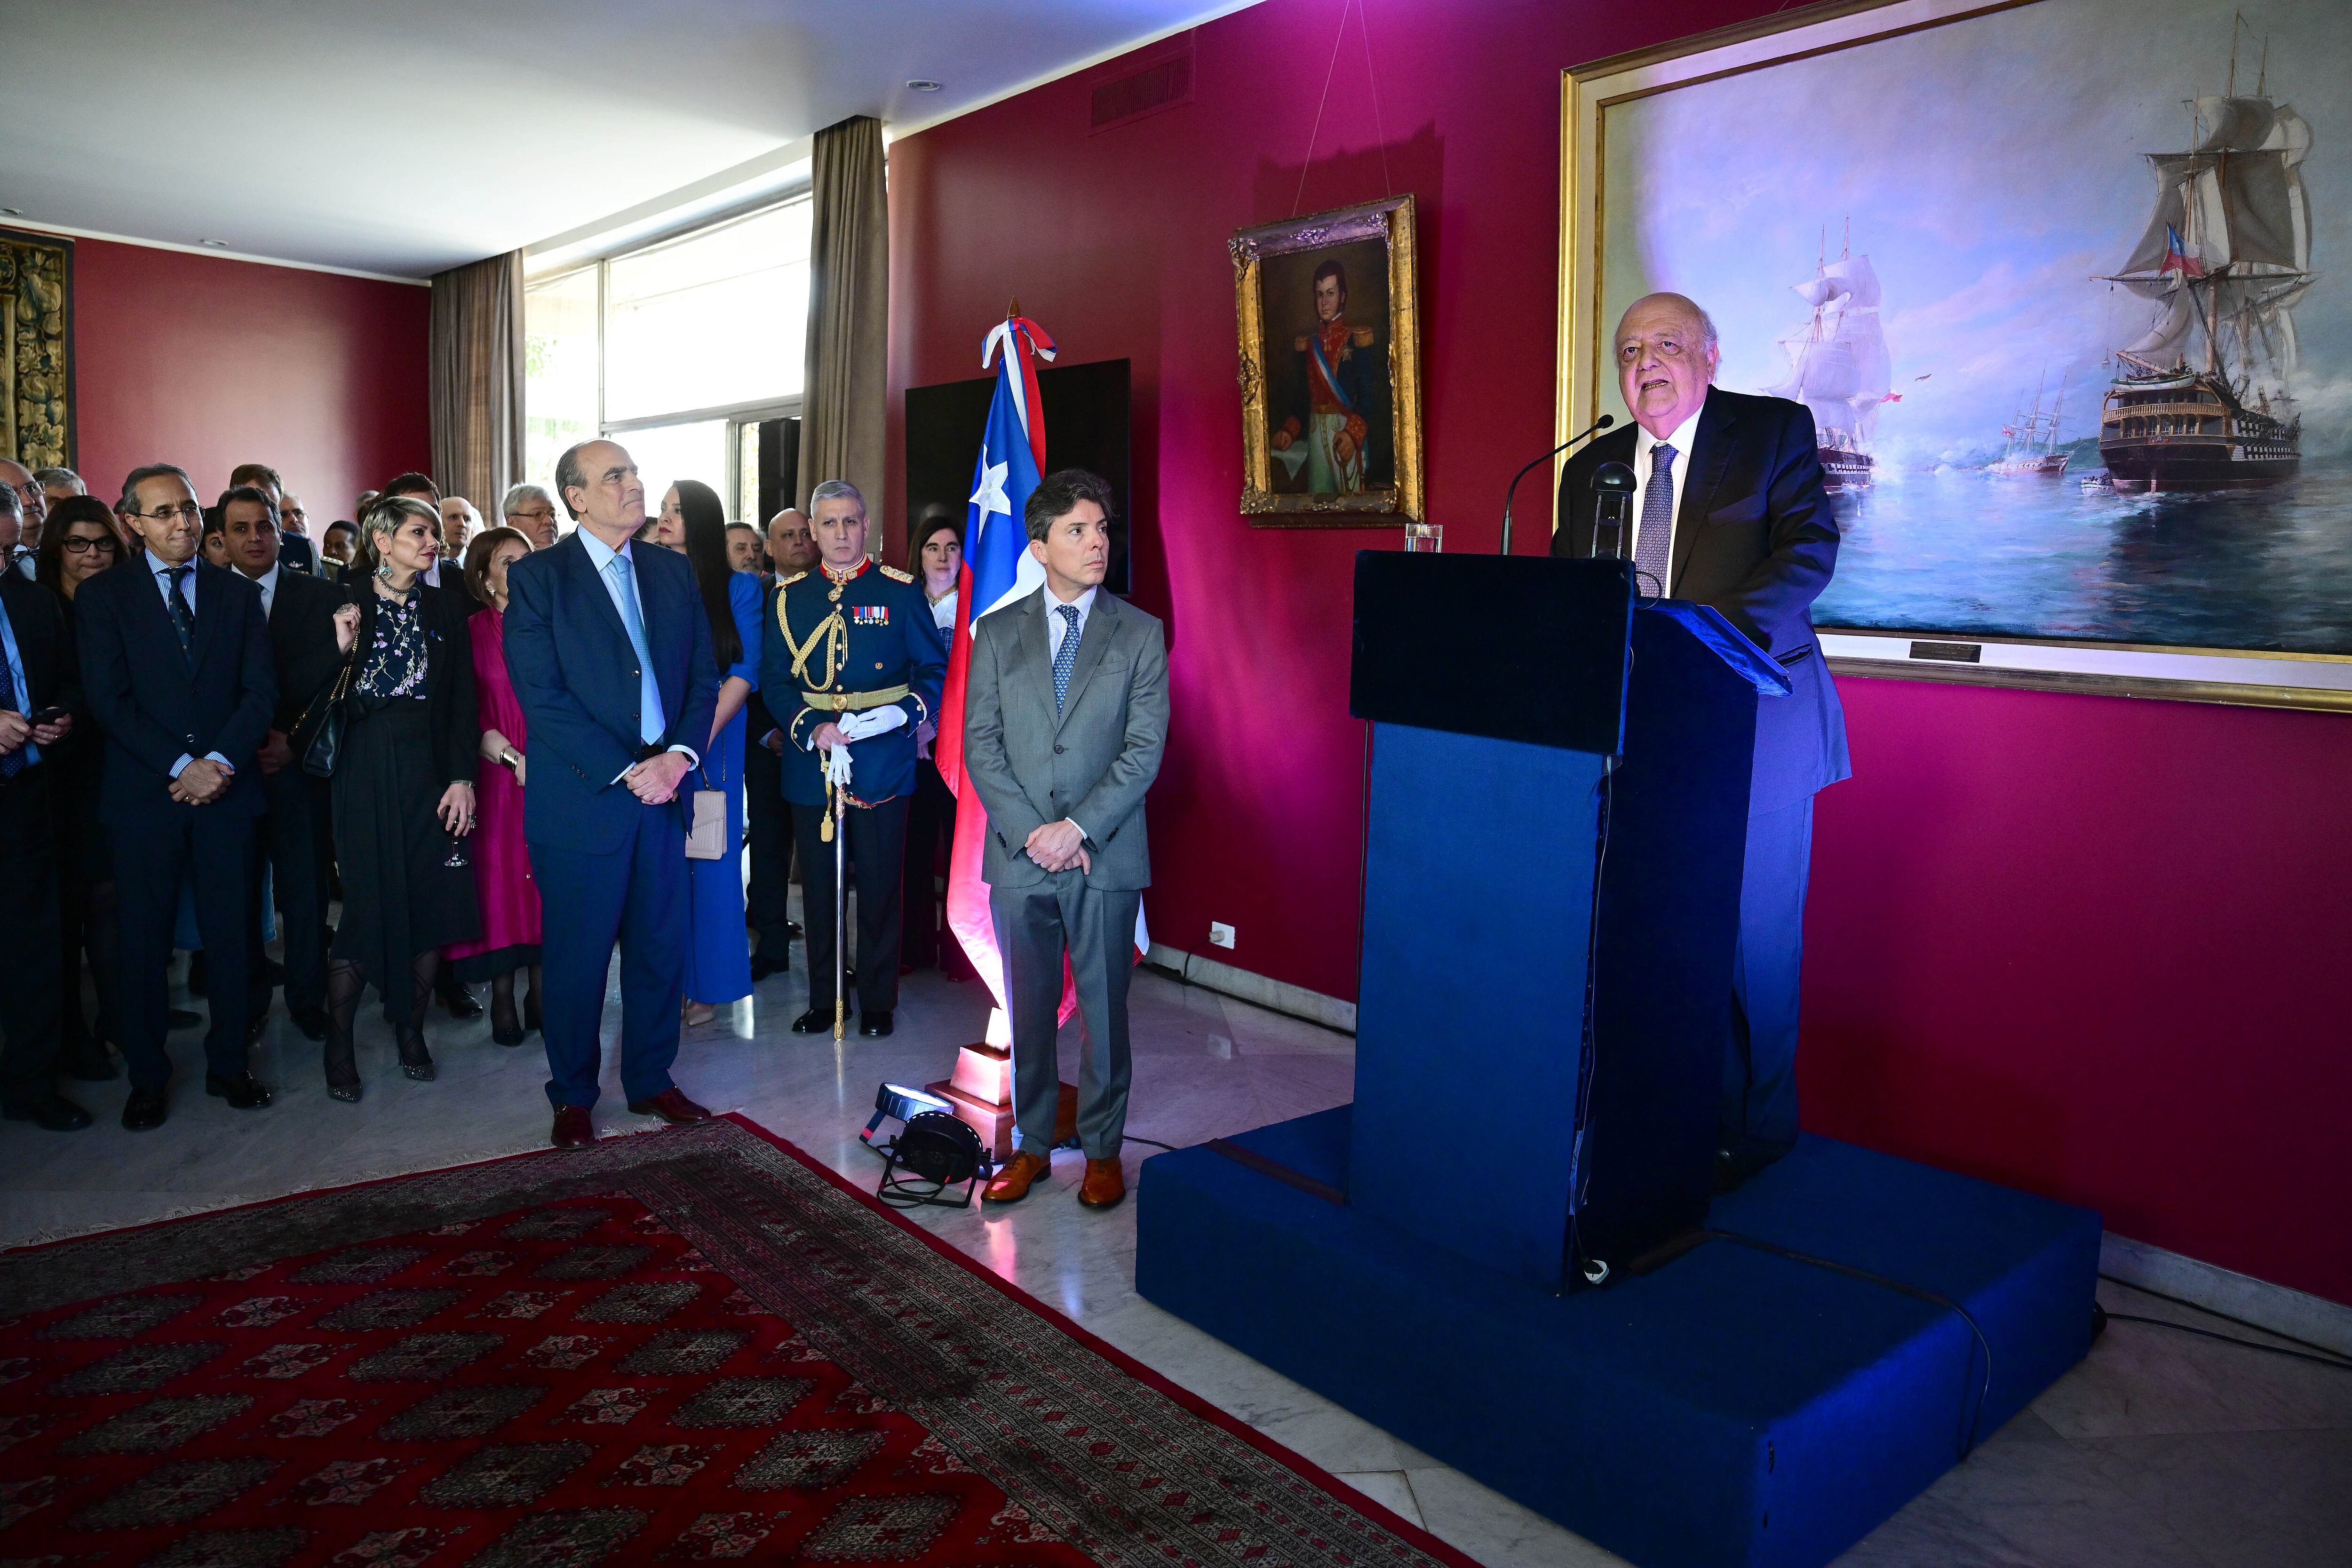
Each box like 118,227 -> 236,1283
2096,35 -> 2312,492
1768,227 -> 1893,491
1991,371 -> 2072,477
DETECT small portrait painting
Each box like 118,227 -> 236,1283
1233,196 -> 1422,523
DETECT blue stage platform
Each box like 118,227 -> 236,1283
1136,1108 -> 2100,1568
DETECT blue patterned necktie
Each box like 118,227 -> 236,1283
1634,443 -> 1677,599
604,554 -> 666,747
164,566 -> 199,659
1052,603 -> 1081,712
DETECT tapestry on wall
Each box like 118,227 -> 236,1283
0,227 -> 72,470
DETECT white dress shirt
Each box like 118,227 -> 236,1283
928,587 -> 958,634
575,528 -> 697,777
1628,407 -> 1703,587
147,554 -> 234,780
1044,584 -> 1097,661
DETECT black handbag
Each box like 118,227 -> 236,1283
296,652 -> 355,779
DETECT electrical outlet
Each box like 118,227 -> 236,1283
1208,921 -> 1235,950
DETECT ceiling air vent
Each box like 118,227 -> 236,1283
1090,45 -> 1193,135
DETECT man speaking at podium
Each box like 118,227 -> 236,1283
1551,292 -> 1850,1190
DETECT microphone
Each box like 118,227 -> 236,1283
1589,461 -> 1636,560
1499,415 -> 1613,556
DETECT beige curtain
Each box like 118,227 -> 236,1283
429,250 -> 525,521
797,115 -> 890,530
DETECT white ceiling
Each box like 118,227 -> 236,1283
5,0 -> 1243,280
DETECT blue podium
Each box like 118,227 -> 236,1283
1135,551 -> 2102,1568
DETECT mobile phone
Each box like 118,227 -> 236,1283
29,706 -> 67,725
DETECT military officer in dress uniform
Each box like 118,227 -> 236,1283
764,479 -> 947,1038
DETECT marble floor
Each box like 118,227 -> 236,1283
5,951 -> 2348,1568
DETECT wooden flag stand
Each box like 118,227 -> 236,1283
928,1042 -> 1078,1164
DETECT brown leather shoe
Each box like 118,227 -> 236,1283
982,1150 -> 1049,1203
628,1088 -> 713,1124
1078,1156 -> 1126,1209
551,1105 -> 596,1150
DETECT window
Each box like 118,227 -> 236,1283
523,197 -> 811,528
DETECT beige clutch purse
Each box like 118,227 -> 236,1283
684,780 -> 728,860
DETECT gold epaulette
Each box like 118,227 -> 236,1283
780,570 -> 808,586
1351,325 -> 1376,348
879,565 -> 915,583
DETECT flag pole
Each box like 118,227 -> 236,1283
833,775 -> 848,1043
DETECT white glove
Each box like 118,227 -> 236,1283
825,744 -> 853,789
834,706 -> 907,743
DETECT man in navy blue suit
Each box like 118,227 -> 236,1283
77,463 -> 279,1130
502,439 -> 720,1150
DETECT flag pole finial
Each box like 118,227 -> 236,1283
1007,296 -> 1021,320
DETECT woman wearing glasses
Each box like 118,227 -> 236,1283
33,497 -> 128,1085
320,496 -> 479,1100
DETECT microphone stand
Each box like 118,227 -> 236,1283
1499,415 -> 1614,556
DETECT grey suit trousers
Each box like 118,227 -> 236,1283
994,874 -> 1141,1160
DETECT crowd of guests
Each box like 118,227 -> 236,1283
0,451 -> 969,1135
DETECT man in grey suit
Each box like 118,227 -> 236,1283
963,470 -> 1168,1210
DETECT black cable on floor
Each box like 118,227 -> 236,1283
1705,1229 -> 1994,1462
1123,1137 -> 1183,1153
2097,1307 -> 2352,1372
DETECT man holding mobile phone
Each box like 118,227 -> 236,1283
0,501 -> 90,1132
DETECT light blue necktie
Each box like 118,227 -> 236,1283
1634,443 -> 1677,599
1052,604 -> 1081,712
604,554 -> 666,747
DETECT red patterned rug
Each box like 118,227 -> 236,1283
0,1117 -> 1471,1568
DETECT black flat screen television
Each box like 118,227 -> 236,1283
903,358 -> 1132,596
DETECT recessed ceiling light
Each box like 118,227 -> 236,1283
198,238 -> 230,247
906,79 -> 942,92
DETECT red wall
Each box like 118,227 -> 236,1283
68,236 -> 431,520
888,0 -> 2352,1305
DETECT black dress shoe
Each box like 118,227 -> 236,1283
4,1095 -> 94,1131
858,1010 -> 894,1038
750,952 -> 790,981
790,1006 -> 839,1034
122,1087 -> 169,1131
439,984 -> 485,1021
167,1007 -> 203,1031
291,1006 -> 330,1042
492,1020 -> 526,1048
206,1072 -> 275,1110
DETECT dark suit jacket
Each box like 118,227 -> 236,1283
278,533 -> 318,575
342,581 -> 480,788
0,569 -> 81,781
1553,386 -> 1850,812
75,556 -> 277,822
266,566 -> 352,737
501,531 -> 720,854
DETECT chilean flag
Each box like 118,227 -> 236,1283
936,317 -> 1147,1042
2160,223 -> 2207,278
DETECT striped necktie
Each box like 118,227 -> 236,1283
1053,604 -> 1081,711
1634,443 -> 1677,599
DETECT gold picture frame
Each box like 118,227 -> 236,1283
1233,195 -> 1422,525
0,226 -> 74,472
1557,0 -> 2352,711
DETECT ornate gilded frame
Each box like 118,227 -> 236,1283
1233,195 -> 1422,525
0,226 -> 75,472
1558,0 -> 2352,711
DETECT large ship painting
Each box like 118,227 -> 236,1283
1767,230 -> 1893,492
2097,48 -> 2312,491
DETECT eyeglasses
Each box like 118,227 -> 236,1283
125,501 -> 204,523
62,535 -> 119,555
510,507 -> 557,522
281,507 -> 307,523
9,479 -> 38,502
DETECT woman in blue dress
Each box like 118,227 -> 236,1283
661,480 -> 761,1024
